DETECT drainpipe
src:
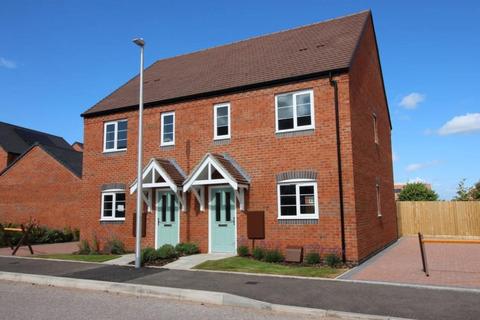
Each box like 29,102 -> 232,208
329,72 -> 347,263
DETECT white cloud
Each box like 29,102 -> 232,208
406,160 -> 439,173
437,113 -> 480,135
399,92 -> 425,109
392,152 -> 398,162
0,57 -> 16,69
408,177 -> 426,183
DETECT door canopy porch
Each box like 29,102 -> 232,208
183,153 -> 250,211
130,158 -> 187,211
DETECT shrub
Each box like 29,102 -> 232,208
141,247 -> 158,264
324,254 -> 342,268
77,240 -> 91,254
398,182 -> 438,201
157,244 -> 177,259
175,242 -> 200,255
73,228 -> 80,241
264,249 -> 284,263
237,245 -> 249,257
305,252 -> 321,265
104,239 -> 126,255
63,228 -> 74,242
41,229 -> 66,243
90,236 -> 100,254
252,247 -> 265,260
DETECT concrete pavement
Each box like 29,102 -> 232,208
163,253 -> 234,270
0,256 -> 479,319
0,280 -> 334,320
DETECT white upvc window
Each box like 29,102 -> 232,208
373,113 -> 379,144
277,181 -> 319,219
103,119 -> 128,152
275,89 -> 315,133
376,182 -> 382,217
101,190 -> 126,221
161,112 -> 175,146
214,103 -> 230,140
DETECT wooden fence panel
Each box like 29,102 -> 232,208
397,201 -> 480,237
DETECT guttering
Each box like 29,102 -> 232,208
329,72 -> 347,263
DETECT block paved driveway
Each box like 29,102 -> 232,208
1,256 -> 480,320
341,237 -> 480,289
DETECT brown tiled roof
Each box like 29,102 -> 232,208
210,153 -> 250,185
156,158 -> 186,187
82,11 -> 370,117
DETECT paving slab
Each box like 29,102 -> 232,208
0,256 -> 479,319
163,253 -> 234,270
342,237 -> 480,289
0,241 -> 79,257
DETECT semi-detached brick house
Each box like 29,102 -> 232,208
81,10 -> 396,263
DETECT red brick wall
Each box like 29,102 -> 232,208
0,146 -> 82,230
81,76 -> 362,260
0,148 -> 7,171
348,17 -> 398,261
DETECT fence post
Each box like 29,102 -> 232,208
418,232 -> 429,277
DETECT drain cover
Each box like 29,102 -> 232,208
245,281 -> 258,285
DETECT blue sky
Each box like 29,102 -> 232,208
1,1 -> 479,199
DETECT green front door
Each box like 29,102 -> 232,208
156,190 -> 179,248
210,187 -> 236,253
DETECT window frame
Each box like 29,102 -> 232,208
100,190 -> 126,221
213,103 -> 231,140
373,113 -> 379,144
160,112 -> 175,146
103,119 -> 128,153
277,180 -> 319,220
275,89 -> 315,133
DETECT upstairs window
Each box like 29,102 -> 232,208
214,103 -> 230,140
373,113 -> 379,144
275,90 -> 314,133
104,120 -> 128,152
161,112 -> 175,146
277,182 -> 318,219
101,191 -> 126,221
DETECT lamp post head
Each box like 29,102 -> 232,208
132,38 -> 145,47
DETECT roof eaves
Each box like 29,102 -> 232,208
81,67 -> 350,118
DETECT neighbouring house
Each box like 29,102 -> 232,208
394,182 -> 432,200
80,10 -> 396,263
72,141 -> 84,152
0,122 -> 83,230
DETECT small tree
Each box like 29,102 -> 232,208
454,179 -> 472,201
469,181 -> 480,200
398,182 -> 438,201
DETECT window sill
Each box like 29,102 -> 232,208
103,150 -> 127,155
275,128 -> 314,138
160,144 -> 175,151
213,138 -> 231,145
99,218 -> 125,223
278,218 -> 318,225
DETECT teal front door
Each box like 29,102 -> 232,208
210,187 -> 236,253
156,190 -> 179,248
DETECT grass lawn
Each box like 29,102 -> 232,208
194,256 -> 346,278
34,254 -> 121,263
